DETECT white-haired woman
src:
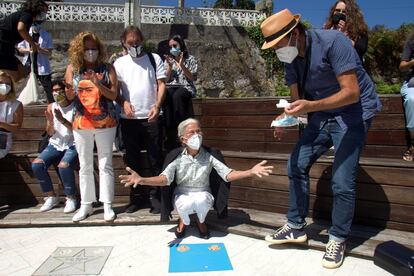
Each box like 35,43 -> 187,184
120,118 -> 273,239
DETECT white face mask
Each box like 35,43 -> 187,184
84,49 -> 99,63
0,84 -> 11,96
275,33 -> 298,64
128,45 -> 143,58
186,134 -> 202,151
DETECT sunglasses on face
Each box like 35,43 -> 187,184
334,8 -> 346,14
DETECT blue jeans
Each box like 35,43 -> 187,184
401,82 -> 414,131
286,118 -> 372,242
32,144 -> 78,196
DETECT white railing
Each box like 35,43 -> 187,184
0,1 -> 126,23
141,6 -> 265,27
0,1 -> 264,27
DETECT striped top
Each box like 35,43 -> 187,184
284,29 -> 381,129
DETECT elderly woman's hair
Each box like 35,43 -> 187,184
20,0 -> 48,16
68,32 -> 106,74
177,118 -> 200,137
0,70 -> 17,101
324,0 -> 368,41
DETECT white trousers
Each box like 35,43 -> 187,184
174,188 -> 214,225
73,127 -> 116,204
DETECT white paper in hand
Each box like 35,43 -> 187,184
276,99 -> 290,109
271,99 -> 298,127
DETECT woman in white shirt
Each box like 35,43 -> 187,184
31,80 -> 78,213
0,70 -> 23,159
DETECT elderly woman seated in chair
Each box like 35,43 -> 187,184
120,118 -> 273,239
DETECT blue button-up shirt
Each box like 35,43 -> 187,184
284,29 -> 382,129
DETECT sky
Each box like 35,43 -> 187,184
69,0 -> 414,29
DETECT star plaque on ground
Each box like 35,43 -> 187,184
32,246 -> 112,275
169,243 -> 233,273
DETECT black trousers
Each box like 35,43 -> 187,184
163,86 -> 194,150
120,118 -> 163,208
37,74 -> 53,103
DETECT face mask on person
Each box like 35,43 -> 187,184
0,84 -> 11,96
31,22 -> 42,33
35,12 -> 47,22
275,33 -> 298,64
84,49 -> 99,63
128,45 -> 143,58
186,134 -> 202,150
332,13 -> 346,25
170,47 -> 181,57
53,91 -> 66,105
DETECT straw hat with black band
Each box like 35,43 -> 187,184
260,9 -> 301,50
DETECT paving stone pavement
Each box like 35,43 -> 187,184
0,225 -> 392,276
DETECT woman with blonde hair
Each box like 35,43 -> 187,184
324,0 -> 368,63
65,32 -> 118,222
0,70 -> 23,158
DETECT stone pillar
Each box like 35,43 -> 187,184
124,0 -> 141,28
178,0 -> 185,8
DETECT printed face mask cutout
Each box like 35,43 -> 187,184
0,83 -> 11,96
186,134 -> 202,150
84,50 -> 99,63
128,45 -> 143,58
77,80 -> 100,115
275,33 -> 298,64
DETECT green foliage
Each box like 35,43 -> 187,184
234,0 -> 255,10
213,0 -> 233,9
365,23 -> 414,84
213,0 -> 254,9
375,81 -> 402,94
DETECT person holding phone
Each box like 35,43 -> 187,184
163,35 -> 198,150
323,0 -> 368,63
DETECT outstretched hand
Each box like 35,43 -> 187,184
251,160 -> 273,178
119,167 -> 142,188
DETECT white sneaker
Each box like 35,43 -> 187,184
72,204 -> 93,222
40,196 -> 60,212
104,203 -> 116,222
64,197 -> 77,214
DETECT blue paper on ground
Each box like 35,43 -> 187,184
169,243 -> 233,273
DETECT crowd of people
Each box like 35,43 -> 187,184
1,0 -> 414,270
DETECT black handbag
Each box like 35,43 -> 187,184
37,131 -> 50,153
373,240 -> 414,276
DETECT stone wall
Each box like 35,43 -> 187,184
38,21 -> 273,98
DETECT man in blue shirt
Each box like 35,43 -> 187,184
261,9 -> 381,269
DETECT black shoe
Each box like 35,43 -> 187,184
175,226 -> 186,239
149,207 -> 160,214
125,203 -> 139,213
198,228 -> 210,239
